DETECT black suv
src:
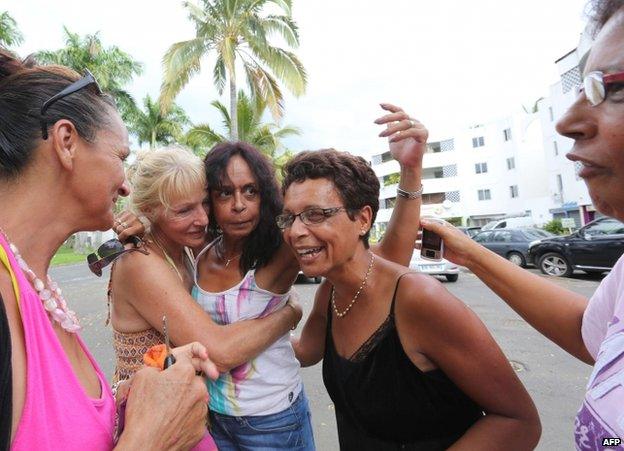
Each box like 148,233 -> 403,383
528,217 -> 624,277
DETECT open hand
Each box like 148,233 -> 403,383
375,103 -> 428,168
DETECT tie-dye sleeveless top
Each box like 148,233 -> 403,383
191,241 -> 302,416
575,255 -> 624,450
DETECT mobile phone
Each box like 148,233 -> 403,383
420,228 -> 444,261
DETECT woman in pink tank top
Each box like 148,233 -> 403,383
0,49 -> 217,450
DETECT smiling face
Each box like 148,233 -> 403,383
153,184 -> 209,249
557,8 -> 624,219
282,178 -> 371,277
72,109 -> 130,230
210,155 -> 261,240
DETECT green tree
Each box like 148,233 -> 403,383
161,0 -> 307,141
129,95 -> 190,149
543,218 -> 565,235
185,91 -> 300,165
36,27 -> 143,120
0,11 -> 23,48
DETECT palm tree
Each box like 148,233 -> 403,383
129,95 -> 190,149
185,91 -> 300,164
37,27 -> 143,120
0,11 -> 23,48
161,0 -> 307,141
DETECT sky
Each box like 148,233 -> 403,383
5,0 -> 589,157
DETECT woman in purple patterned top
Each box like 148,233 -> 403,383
421,1 -> 624,449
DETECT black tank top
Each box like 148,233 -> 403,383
322,274 -> 484,450
0,294 -> 12,451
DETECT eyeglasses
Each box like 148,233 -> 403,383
40,69 -> 102,140
276,207 -> 350,230
87,237 -> 147,277
578,70 -> 624,106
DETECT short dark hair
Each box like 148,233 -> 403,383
0,48 -> 116,180
281,148 -> 380,247
587,0 -> 624,34
203,141 -> 283,272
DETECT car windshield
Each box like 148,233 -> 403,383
521,229 -> 555,239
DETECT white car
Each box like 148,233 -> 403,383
409,252 -> 460,282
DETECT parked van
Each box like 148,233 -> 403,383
481,216 -> 535,230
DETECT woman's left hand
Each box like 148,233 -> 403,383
375,103 -> 428,168
113,211 -> 148,243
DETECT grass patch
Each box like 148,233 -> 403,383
51,245 -> 91,267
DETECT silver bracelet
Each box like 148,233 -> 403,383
397,185 -> 423,199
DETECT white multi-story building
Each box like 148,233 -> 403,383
371,30 -> 601,236
537,31 -> 597,228
371,111 -> 552,236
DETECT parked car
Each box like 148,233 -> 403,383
472,228 -> 555,267
296,271 -> 322,284
528,217 -> 624,277
481,216 -> 536,230
456,226 -> 481,238
409,252 -> 460,282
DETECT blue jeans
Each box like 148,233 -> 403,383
209,391 -> 315,450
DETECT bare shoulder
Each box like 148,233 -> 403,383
394,272 -> 467,326
112,248 -> 180,291
114,247 -> 159,278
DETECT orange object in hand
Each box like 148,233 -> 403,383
143,343 -> 167,370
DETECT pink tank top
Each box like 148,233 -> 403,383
1,235 -> 116,450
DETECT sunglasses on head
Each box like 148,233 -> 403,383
87,237 -> 147,277
40,69 -> 102,140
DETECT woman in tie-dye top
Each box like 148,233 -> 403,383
420,2 -> 624,448
194,103 -> 428,449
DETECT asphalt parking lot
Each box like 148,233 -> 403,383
53,263 -> 602,450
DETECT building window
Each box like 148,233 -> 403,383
472,136 -> 485,148
556,174 -> 564,193
553,141 -> 559,156
427,142 -> 441,153
506,157 -> 515,170
383,197 -> 397,209
372,154 -> 382,165
510,185 -> 519,198
383,172 -> 400,186
381,151 -> 393,163
422,192 -> 446,205
475,162 -> 488,174
503,128 -> 512,141
478,189 -> 491,201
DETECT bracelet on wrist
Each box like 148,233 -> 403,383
397,185 -> 423,199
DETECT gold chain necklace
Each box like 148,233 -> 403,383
331,252 -> 375,318
216,237 -> 242,268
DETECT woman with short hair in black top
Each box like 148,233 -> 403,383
280,148 -> 541,450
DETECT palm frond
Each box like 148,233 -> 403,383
160,38 -> 207,112
260,15 -> 300,47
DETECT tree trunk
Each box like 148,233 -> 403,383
229,73 -> 238,141
151,130 -> 156,149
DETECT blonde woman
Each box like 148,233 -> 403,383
107,147 -> 302,449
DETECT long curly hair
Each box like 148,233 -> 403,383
203,141 -> 283,272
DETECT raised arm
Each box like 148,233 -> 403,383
420,219 -> 592,364
371,103 -> 427,266
396,274 -> 541,450
291,281 -> 331,367
114,251 -> 301,373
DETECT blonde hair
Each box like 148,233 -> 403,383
128,146 -> 206,219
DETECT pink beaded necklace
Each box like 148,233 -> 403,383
0,228 -> 81,333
